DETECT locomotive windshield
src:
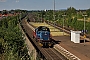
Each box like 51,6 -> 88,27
38,26 -> 50,32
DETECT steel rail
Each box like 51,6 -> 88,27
21,19 -> 67,60
47,21 -> 90,41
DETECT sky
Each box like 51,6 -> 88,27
0,0 -> 90,11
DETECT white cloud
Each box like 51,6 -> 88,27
0,0 -> 6,2
16,0 -> 19,2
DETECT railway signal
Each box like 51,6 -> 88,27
83,35 -> 86,38
81,30 -> 88,33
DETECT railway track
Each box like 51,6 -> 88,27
27,14 -> 90,60
21,18 -> 67,60
46,21 -> 90,41
42,48 -> 67,60
27,21 -> 81,60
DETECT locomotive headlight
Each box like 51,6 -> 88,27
45,31 -> 47,35
45,34 -> 47,35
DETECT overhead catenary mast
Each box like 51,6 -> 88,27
53,0 -> 55,21
53,0 -> 56,31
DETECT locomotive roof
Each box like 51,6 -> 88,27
38,26 -> 48,28
37,26 -> 50,32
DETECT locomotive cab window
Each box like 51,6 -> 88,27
37,26 -> 50,32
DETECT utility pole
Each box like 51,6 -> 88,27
82,14 -> 87,45
38,14 -> 39,22
62,15 -> 66,35
53,0 -> 56,31
53,0 -> 55,21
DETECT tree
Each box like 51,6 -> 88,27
66,7 -> 76,17
2,10 -> 8,15
86,8 -> 90,17
0,13 -> 30,60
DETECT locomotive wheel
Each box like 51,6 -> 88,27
35,38 -> 38,42
42,43 -> 49,48
32,35 -> 34,39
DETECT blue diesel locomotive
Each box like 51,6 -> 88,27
33,26 -> 53,47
